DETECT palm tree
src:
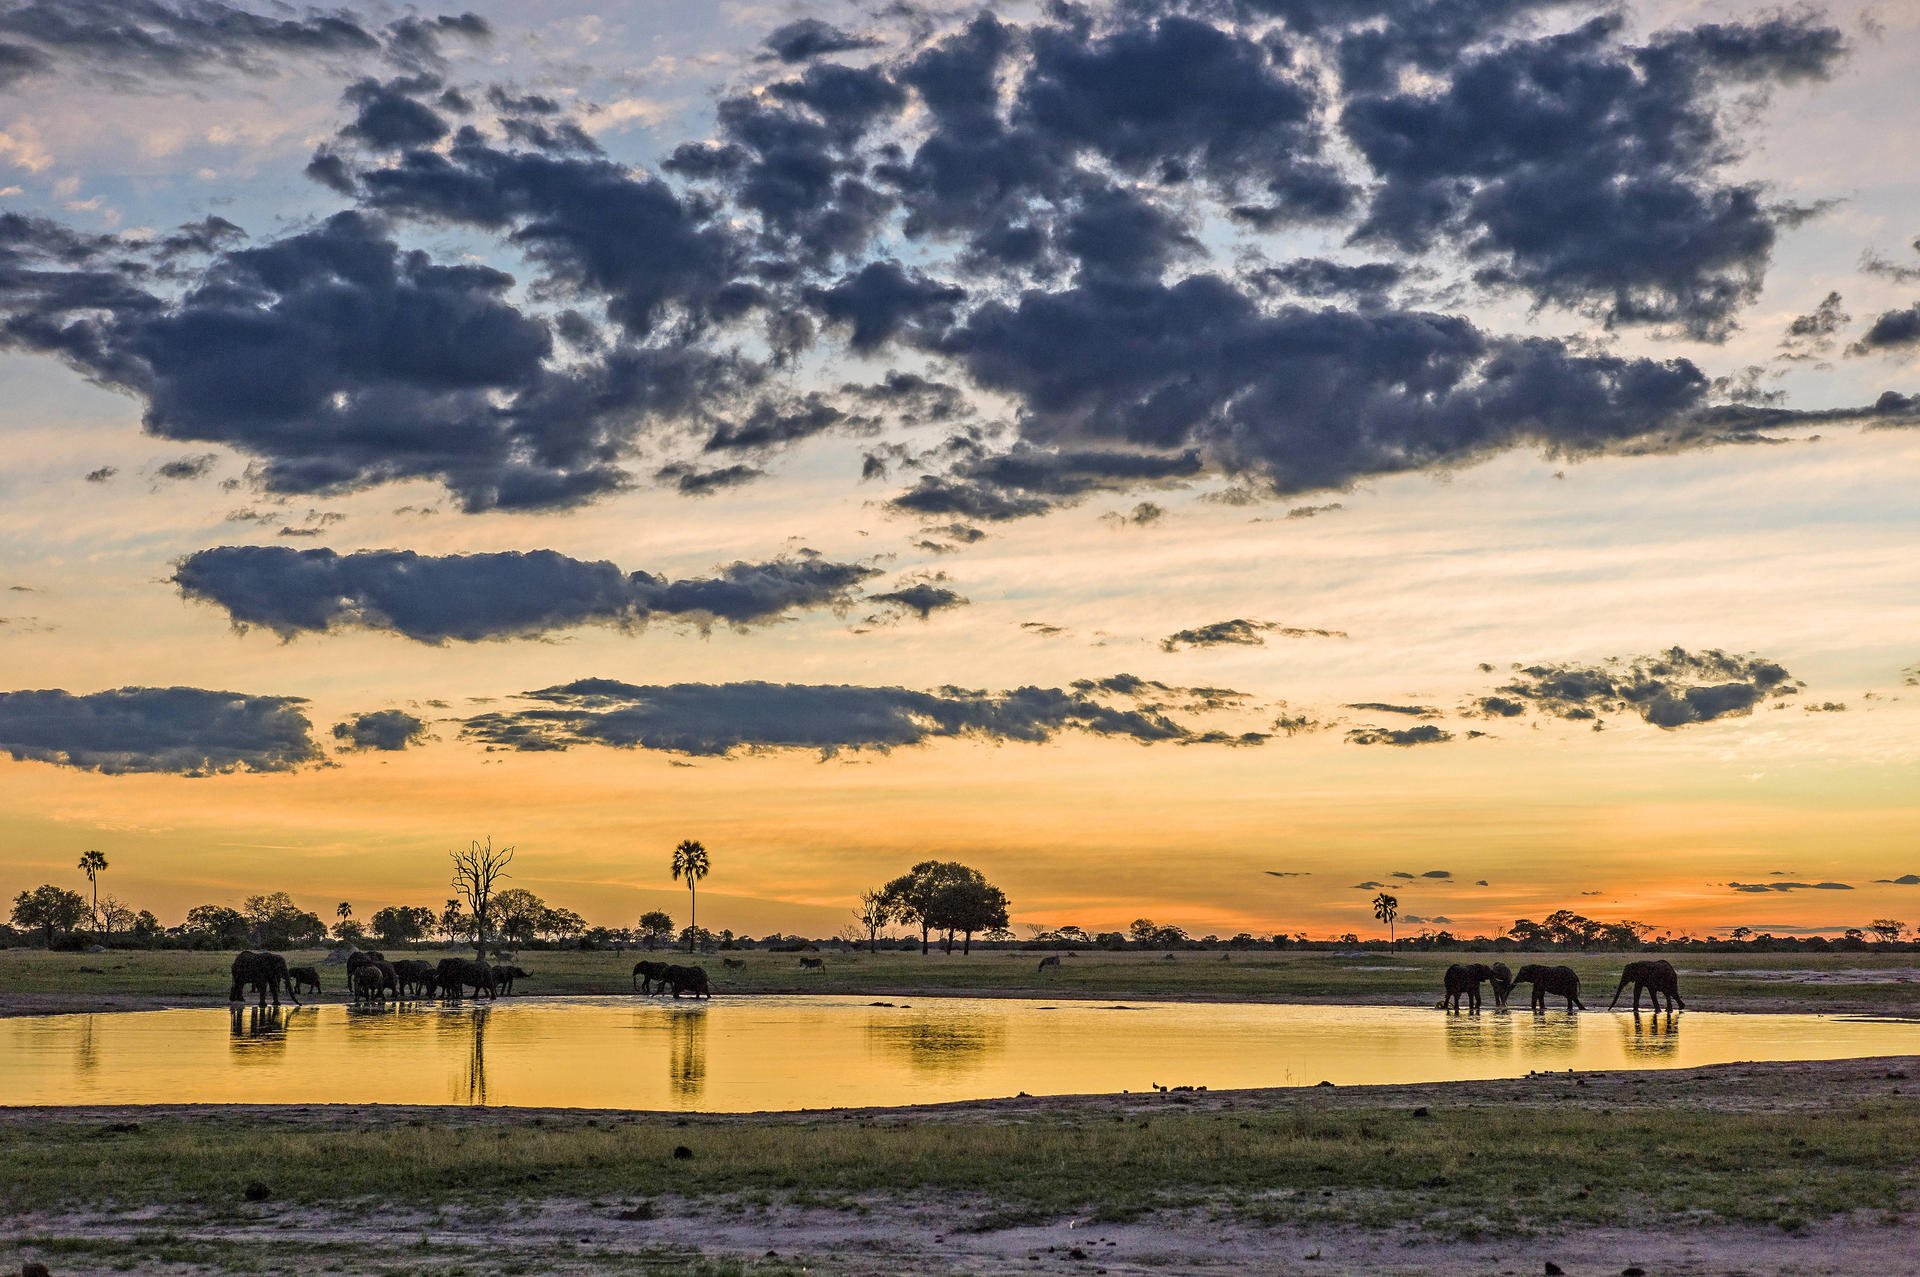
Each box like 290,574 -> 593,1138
1372,892 -> 1399,946
336,901 -> 352,921
77,850 -> 108,939
671,839 -> 710,952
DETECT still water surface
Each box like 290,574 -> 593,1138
3,996 -> 1915,1111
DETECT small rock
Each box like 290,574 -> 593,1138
243,1181 -> 271,1202
672,1145 -> 693,1160
1315,1080 -> 1334,1088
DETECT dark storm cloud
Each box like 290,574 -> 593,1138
1875,874 -> 1920,886
1346,702 -> 1438,718
868,582 -> 969,619
0,209 -> 765,511
1781,291 -> 1848,355
461,677 -> 1213,757
1162,618 -> 1347,651
805,262 -> 966,353
153,453 -> 216,481
0,2 -> 488,89
0,686 -> 319,774
172,546 -> 880,642
341,76 -> 452,150
1849,304 -> 1920,354
656,463 -> 763,496
1253,258 -> 1405,304
1343,13 -> 1845,339
1347,724 -> 1454,746
1489,647 -> 1798,728
331,708 -> 428,751
762,18 -> 882,64
1727,880 -> 1852,893
703,395 -> 848,453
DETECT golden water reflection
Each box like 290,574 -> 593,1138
2,997 -> 1915,1111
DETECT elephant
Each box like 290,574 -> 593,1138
287,965 -> 322,995
1488,962 -> 1514,1010
1436,962 -> 1496,1012
1037,954 -> 1062,974
229,951 -> 299,1007
391,959 -> 435,998
1511,963 -> 1585,1011
1610,959 -> 1684,1012
798,957 -> 825,971
436,957 -> 496,1000
353,960 -> 399,1003
663,964 -> 711,999
633,960 -> 671,993
491,964 -> 529,995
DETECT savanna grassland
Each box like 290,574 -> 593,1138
4,1058 -> 1918,1274
3,944 -> 1918,1016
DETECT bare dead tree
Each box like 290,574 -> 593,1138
450,837 -> 514,960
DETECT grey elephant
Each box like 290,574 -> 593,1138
491,964 -> 529,995
1610,959 -> 1684,1012
391,959 -> 435,998
229,951 -> 299,1007
1436,962 -> 1496,1012
1488,961 -> 1514,1009
287,965 -> 322,995
633,959 -> 671,993
663,964 -> 711,999
1510,963 -> 1585,1011
437,957 -> 496,999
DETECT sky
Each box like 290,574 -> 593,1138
0,0 -> 1917,942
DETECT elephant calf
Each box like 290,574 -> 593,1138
1610,959 -> 1684,1012
1510,963 -> 1585,1011
492,964 -> 529,995
287,965 -> 321,995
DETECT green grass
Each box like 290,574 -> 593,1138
5,945 -> 1917,1011
2,1096 -> 1914,1235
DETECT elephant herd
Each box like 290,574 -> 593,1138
1435,958 -> 1684,1013
631,959 -> 712,999
225,949 -> 531,1007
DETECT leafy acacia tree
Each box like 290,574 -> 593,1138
183,904 -> 248,948
1372,892 -> 1399,945
492,887 -> 549,947
638,909 -> 675,949
1868,919 -> 1907,944
450,837 -> 514,959
881,861 -> 953,954
671,839 -> 710,952
77,849 -> 108,937
881,861 -> 1010,954
242,892 -> 326,947
12,884 -> 88,947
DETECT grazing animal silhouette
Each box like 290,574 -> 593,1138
1436,962 -> 1496,1012
437,957 -> 496,999
633,959 -> 671,993
287,965 -> 322,995
1037,954 -> 1061,974
1610,959 -> 1684,1012
229,951 -> 298,1007
722,957 -> 746,970
799,957 -> 825,971
663,964 -> 711,998
1511,963 -> 1585,1011
491,964 -> 529,995
352,960 -> 398,1003
1489,961 -> 1514,1009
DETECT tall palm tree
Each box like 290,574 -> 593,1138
77,850 -> 108,938
671,839 -> 710,952
1372,891 -> 1399,946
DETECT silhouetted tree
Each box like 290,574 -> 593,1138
882,860 -> 972,954
1869,919 -> 1907,944
242,892 -> 326,947
671,839 -> 709,952
77,849 -> 108,938
1372,892 -> 1398,944
371,905 -> 435,946
856,889 -> 895,949
450,837 -> 514,959
183,904 -> 248,948
12,884 -> 88,947
930,869 -> 1009,954
638,909 -> 675,949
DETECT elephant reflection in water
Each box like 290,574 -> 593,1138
1442,1005 -> 1515,1060
668,1008 -> 709,1100
1620,1010 -> 1681,1058
867,1016 -> 1007,1075
229,1004 -> 300,1062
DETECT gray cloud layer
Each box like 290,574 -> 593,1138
0,686 -> 319,774
172,546 -> 879,641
